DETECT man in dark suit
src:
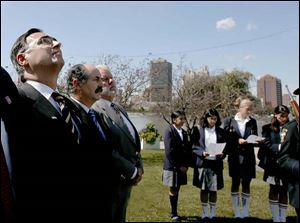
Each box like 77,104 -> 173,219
0,67 -> 18,223
65,63 -> 112,220
10,28 -> 106,221
277,87 -> 299,219
92,65 -> 144,222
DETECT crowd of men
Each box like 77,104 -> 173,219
1,28 -> 143,222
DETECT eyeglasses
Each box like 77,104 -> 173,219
25,36 -> 60,53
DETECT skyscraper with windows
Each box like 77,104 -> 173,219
149,58 -> 172,102
257,74 -> 282,107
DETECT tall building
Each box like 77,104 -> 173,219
149,58 -> 172,102
282,94 -> 290,107
257,74 -> 282,107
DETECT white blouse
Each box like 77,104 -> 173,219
204,126 -> 217,149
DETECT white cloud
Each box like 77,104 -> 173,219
216,17 -> 236,30
246,23 -> 257,31
243,55 -> 256,60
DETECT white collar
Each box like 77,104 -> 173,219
27,80 -> 57,100
205,126 -> 216,132
173,124 -> 182,132
71,96 -> 90,113
234,113 -> 250,123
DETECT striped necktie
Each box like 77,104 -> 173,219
51,92 -> 80,144
88,109 -> 106,141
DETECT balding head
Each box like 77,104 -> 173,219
66,64 -> 102,107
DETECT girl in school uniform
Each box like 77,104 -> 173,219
259,105 -> 290,222
192,108 -> 227,221
223,97 -> 260,219
162,110 -> 190,222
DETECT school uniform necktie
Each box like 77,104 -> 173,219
51,92 -> 80,144
0,138 -> 14,222
88,109 -> 107,141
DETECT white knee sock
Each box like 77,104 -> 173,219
241,192 -> 250,218
269,199 -> 280,222
279,203 -> 288,222
231,192 -> 241,218
209,202 -> 216,219
201,202 -> 209,219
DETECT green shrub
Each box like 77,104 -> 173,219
140,123 -> 161,144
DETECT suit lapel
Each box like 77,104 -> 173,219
171,125 -> 183,143
231,118 -> 242,137
21,83 -> 61,120
244,121 -> 252,138
107,103 -> 137,144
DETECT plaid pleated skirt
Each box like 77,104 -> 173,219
162,170 -> 187,187
193,167 -> 224,191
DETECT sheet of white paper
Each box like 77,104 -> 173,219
246,135 -> 265,144
205,143 -> 226,159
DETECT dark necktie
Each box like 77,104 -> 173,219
0,130 -> 14,222
52,92 -> 80,144
88,109 -> 107,141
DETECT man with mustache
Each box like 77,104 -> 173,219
65,64 -> 113,220
92,65 -> 144,222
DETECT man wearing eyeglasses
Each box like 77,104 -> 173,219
92,65 -> 144,222
10,28 -> 107,221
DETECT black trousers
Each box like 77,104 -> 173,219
112,182 -> 132,222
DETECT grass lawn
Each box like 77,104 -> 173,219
127,150 -> 297,222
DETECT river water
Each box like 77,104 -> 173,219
128,112 -> 271,138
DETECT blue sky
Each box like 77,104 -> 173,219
1,1 -> 299,95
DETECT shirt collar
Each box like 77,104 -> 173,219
99,98 -> 112,107
27,80 -> 56,100
205,126 -> 216,132
234,113 -> 250,123
71,96 -> 90,113
173,124 -> 182,132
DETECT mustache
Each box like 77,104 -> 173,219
95,86 -> 103,93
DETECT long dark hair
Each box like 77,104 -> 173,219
271,105 -> 290,132
200,108 -> 221,128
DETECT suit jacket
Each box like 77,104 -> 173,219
192,126 -> 227,171
0,67 -> 18,223
13,83 -> 109,221
68,98 -> 113,219
223,115 -> 257,178
277,120 -> 299,181
163,125 -> 190,171
92,99 -> 143,183
258,123 -> 283,179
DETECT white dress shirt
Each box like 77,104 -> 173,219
234,113 -> 250,138
204,126 -> 217,149
27,80 -> 60,113
173,124 -> 183,141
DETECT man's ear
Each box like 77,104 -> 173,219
72,79 -> 81,89
16,53 -> 28,66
